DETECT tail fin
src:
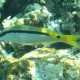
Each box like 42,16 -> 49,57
62,35 -> 80,48
41,28 -> 80,48
47,28 -> 80,47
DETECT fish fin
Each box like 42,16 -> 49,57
46,28 -> 80,48
63,35 -> 80,48
41,28 -> 80,48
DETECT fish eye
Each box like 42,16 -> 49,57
56,35 -> 60,38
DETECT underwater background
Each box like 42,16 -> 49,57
0,0 -> 80,80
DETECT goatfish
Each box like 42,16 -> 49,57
0,25 -> 80,47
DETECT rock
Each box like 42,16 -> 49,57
0,48 -> 80,80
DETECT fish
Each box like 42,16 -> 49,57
0,25 -> 80,47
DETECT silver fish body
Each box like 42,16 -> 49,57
0,25 -> 55,45
0,32 -> 54,45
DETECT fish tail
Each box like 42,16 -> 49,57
47,28 -> 80,47
41,28 -> 80,47
62,35 -> 80,47
48,29 -> 80,47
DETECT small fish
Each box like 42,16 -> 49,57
0,25 -> 80,47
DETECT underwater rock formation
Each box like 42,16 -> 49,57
1,0 -> 31,21
0,48 -> 80,80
